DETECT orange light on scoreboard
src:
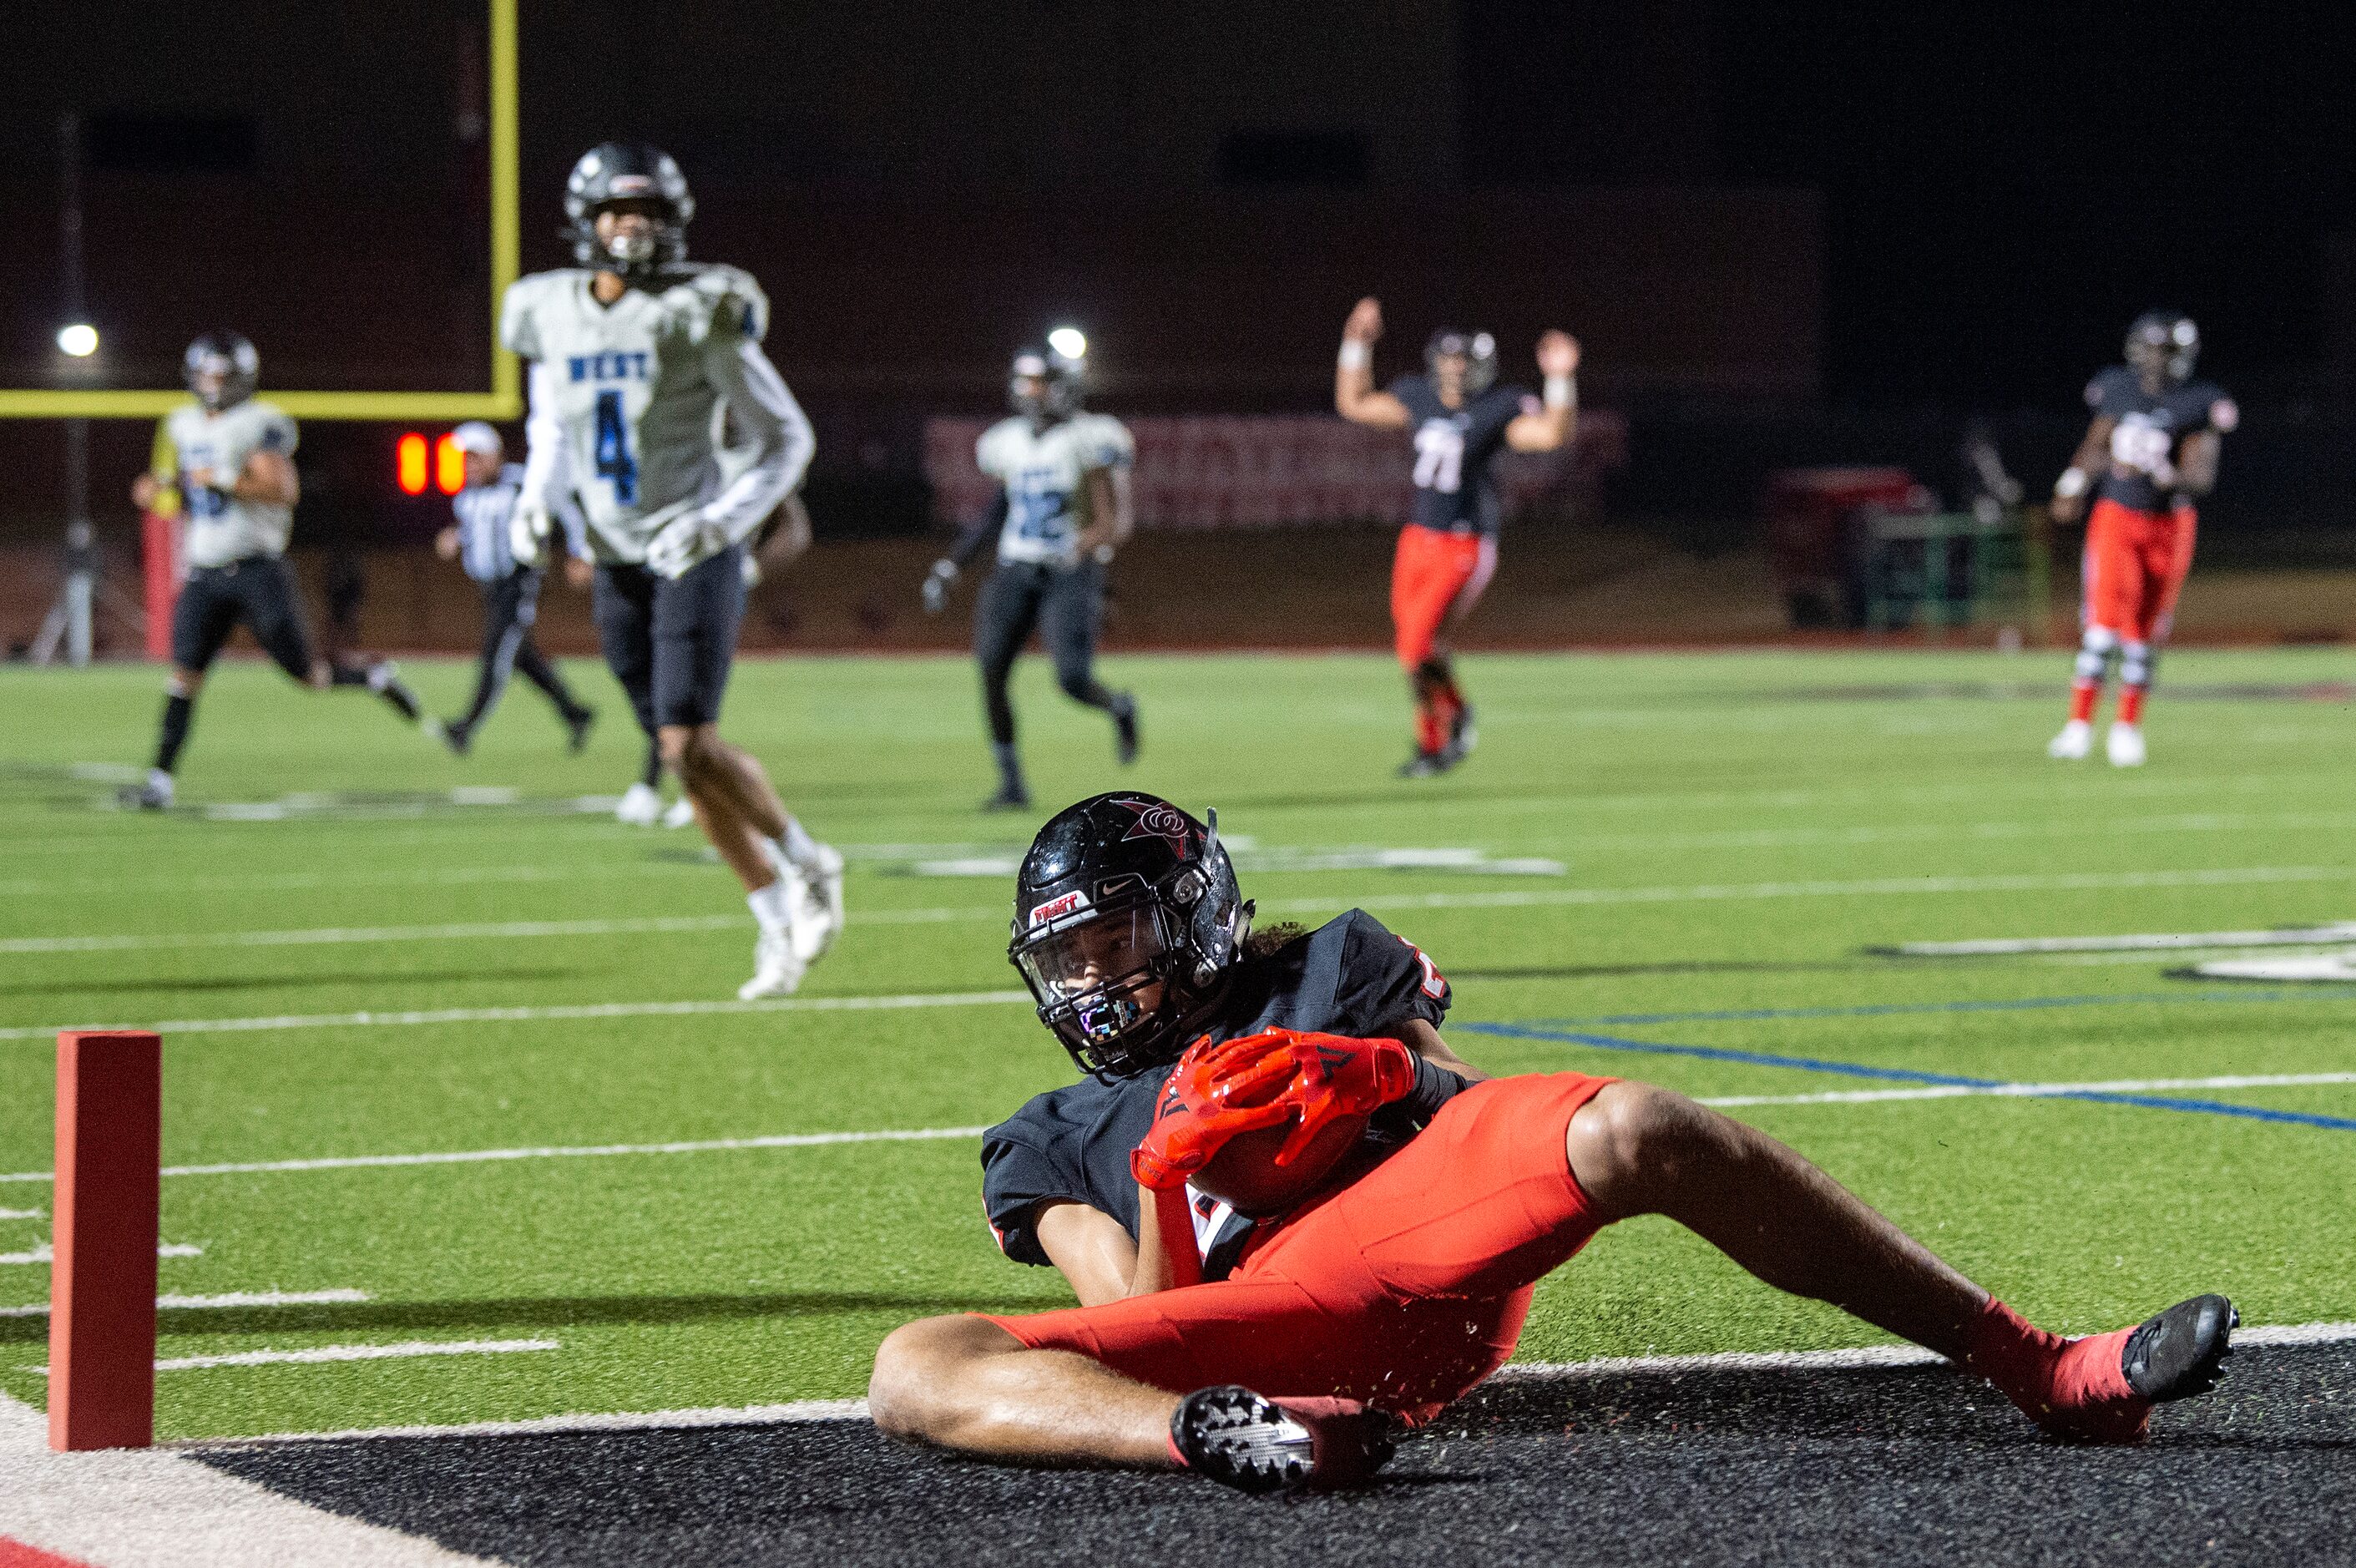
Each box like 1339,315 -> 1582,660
396,432 -> 428,495
396,432 -> 471,497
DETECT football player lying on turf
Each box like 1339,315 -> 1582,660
869,793 -> 2238,1493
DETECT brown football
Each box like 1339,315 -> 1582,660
1191,1109 -> 1369,1217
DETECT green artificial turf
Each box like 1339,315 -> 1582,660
1,646 -> 2352,1438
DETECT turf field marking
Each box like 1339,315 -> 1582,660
23,1339 -> 559,1376
0,1243 -> 200,1265
12,863 -> 2348,959
0,989 -> 1034,1045
0,1211 -> 35,1222
1889,923 -> 2356,956
170,1322 -> 2356,1445
0,1393 -> 500,1568
0,1289 -> 369,1319
1465,1022 -> 2356,1133
1550,986 -> 2356,1028
1701,1072 -> 2356,1108
0,1125 -> 993,1185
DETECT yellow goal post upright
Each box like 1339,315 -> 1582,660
0,0 -> 521,427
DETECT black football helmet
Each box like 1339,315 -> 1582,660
183,332 -> 257,412
565,143 -> 693,279
1008,346 -> 1084,422
2126,311 -> 2198,385
1425,328 -> 1497,396
1009,793 -> 1252,1080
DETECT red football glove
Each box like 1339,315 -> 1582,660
1131,1029 -> 1416,1191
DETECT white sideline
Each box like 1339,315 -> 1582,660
172,1321 -> 2356,1449
0,1289 -> 369,1319
3,1065 -> 2350,1189
1,1244 -> 200,1266
0,989 -> 1034,1044
24,1340 -> 557,1376
7,863 -> 2348,960
0,1125 -> 993,1186
1897,923 -> 2356,956
0,1391 -> 500,1568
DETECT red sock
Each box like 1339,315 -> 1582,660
2117,685 -> 2146,725
2069,680 -> 2100,723
1414,701 -> 1445,756
1961,1297 -> 2146,1443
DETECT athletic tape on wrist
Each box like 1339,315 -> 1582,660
2055,466 -> 2088,499
1544,374 -> 1575,409
1337,341 -> 1371,372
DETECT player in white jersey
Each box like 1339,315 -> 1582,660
501,142 -> 838,999
123,333 -> 428,810
922,338 -> 1139,810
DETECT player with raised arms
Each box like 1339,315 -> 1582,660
868,792 -> 2237,1492
501,142 -> 840,998
1334,299 -> 1580,776
124,332 -> 430,810
2047,312 -> 2237,767
922,333 -> 1140,812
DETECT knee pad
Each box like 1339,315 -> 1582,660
2074,626 -> 2118,684
2120,640 -> 2153,688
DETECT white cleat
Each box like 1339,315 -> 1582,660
119,768 -> 175,811
2106,721 -> 2146,767
2047,719 -> 2093,760
794,842 -> 846,963
737,924 -> 806,999
614,781 -> 662,827
662,796 -> 697,830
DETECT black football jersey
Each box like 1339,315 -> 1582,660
2085,366 -> 2237,513
981,908 -> 1455,1277
1389,375 -> 1534,535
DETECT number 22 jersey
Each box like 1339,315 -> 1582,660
975,412 -> 1135,569
1388,374 -> 1534,537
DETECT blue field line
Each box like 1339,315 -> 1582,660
1536,987 -> 2356,1030
1458,1021 -> 2356,1134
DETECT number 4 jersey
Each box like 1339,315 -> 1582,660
1389,373 -> 1535,536
2085,365 -> 2237,515
499,263 -> 813,564
976,412 -> 1135,568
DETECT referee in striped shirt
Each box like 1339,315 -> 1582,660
435,422 -> 596,755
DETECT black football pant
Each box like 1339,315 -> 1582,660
973,559 -> 1118,746
457,568 -> 589,733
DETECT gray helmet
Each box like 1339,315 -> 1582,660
1425,328 -> 1497,396
1008,346 -> 1084,422
183,332 -> 258,412
565,143 -> 693,278
2125,311 -> 2198,384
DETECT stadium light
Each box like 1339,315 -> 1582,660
434,432 -> 466,495
396,432 -> 429,495
1047,326 -> 1087,361
56,323 -> 99,358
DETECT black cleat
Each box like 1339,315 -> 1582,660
2123,1293 -> 2237,1404
1447,703 -> 1478,761
440,719 -> 473,756
1398,750 -> 1448,779
1169,1386 -> 1393,1495
980,785 -> 1033,813
564,706 -> 597,755
1113,695 -> 1140,766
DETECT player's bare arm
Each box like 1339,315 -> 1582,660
1335,296 -> 1411,429
1034,1200 -> 1140,1306
2050,414 -> 2116,523
2174,427 -> 2223,496
193,448 -> 297,508
1071,464 -> 1130,557
1504,330 -> 1580,452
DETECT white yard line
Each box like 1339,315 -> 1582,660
0,989 -> 1033,1045
1896,923 -> 2356,956
10,863 -> 2345,961
175,1321 -> 2356,1449
0,1290 -> 369,1319
23,1339 -> 556,1376
0,1391 -> 501,1568
1701,1071 -> 2356,1108
0,1244 -> 200,1266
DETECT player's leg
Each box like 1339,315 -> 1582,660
973,564 -> 1042,809
1040,559 -> 1137,765
129,572 -> 240,808
871,1315 -> 1182,1468
443,574 -> 524,755
595,562 -> 667,834
1391,528 -> 1449,772
1565,1080 -> 2233,1441
2055,503 -> 2135,757
503,573 -> 595,749
2111,508 -> 2197,765
244,559 -> 424,721
1430,535 -> 1497,762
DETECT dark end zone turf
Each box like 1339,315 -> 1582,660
199,1341 -> 2356,1568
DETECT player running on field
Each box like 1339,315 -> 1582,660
2047,312 -> 2237,768
124,333 -> 428,811
502,142 -> 840,998
869,792 -> 2238,1493
923,335 -> 1140,812
1334,298 -> 1578,777
433,422 -> 598,756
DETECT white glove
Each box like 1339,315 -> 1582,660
921,559 -> 957,615
645,512 -> 731,580
510,500 -> 553,569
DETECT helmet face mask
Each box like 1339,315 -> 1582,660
565,144 -> 693,280
1009,347 -> 1083,423
2126,311 -> 2199,385
1426,329 -> 1497,398
184,332 -> 258,412
1008,794 -> 1251,1080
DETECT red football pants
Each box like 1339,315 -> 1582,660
1392,524 -> 1497,670
2081,498 -> 2196,644
982,1072 -> 1617,1426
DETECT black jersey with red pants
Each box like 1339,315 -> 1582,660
980,1070 -> 1618,1425
2077,366 -> 2232,642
